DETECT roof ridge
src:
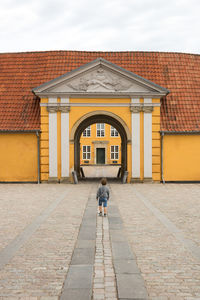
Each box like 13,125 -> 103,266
0,50 -> 199,56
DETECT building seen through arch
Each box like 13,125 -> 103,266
80,123 -> 121,166
79,123 -> 121,178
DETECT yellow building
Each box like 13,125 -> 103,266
0,51 -> 200,183
36,57 -> 165,183
80,124 -> 121,166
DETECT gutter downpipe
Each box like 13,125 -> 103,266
36,131 -> 40,184
161,132 -> 165,184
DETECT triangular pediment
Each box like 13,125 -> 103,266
33,58 -> 169,97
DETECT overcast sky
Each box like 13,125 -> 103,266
0,0 -> 199,54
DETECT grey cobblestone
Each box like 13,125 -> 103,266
1,183 -> 200,299
0,184 -> 90,298
111,183 -> 200,300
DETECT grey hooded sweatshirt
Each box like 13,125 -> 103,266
96,185 -> 110,200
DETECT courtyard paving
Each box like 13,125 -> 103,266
81,165 -> 120,178
0,182 -> 200,299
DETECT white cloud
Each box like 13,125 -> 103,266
0,0 -> 199,53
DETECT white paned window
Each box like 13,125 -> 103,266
82,146 -> 91,160
96,123 -> 105,137
83,126 -> 91,137
110,145 -> 119,160
110,126 -> 119,137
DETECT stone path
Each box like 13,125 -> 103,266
93,210 -> 117,300
60,183 -> 147,299
0,183 -> 200,299
108,197 -> 148,300
60,187 -> 96,300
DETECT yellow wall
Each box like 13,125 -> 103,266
40,98 -> 127,182
80,123 -> 121,165
152,100 -> 161,181
0,133 -> 38,182
163,135 -> 200,181
40,97 -> 161,183
40,98 -> 49,182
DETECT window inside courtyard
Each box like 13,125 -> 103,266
97,123 -> 105,137
83,126 -> 91,137
111,145 -> 119,160
82,145 -> 91,160
110,126 -> 119,137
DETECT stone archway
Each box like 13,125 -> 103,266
72,111 -> 130,179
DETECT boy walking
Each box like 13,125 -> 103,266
96,178 -> 110,217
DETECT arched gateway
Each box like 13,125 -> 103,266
71,111 -> 131,178
33,58 -> 168,183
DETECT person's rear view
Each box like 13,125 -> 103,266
96,178 -> 110,216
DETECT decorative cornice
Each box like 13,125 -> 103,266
46,106 -> 59,113
59,106 -> 70,113
130,106 -> 141,113
37,92 -> 166,98
143,106 -> 154,113
46,105 -> 70,113
130,105 -> 154,113
46,103 -> 153,114
40,102 -> 161,107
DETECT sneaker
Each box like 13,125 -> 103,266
99,212 -> 102,216
104,213 -> 107,217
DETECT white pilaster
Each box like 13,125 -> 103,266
49,98 -> 58,179
131,98 -> 140,179
61,98 -> 70,179
144,98 -> 152,179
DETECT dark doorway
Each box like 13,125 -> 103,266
96,148 -> 105,164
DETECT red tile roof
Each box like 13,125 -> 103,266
0,50 -> 200,132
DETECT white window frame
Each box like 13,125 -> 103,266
110,126 -> 119,137
96,123 -> 105,137
110,145 -> 119,160
82,145 -> 91,160
82,126 -> 91,137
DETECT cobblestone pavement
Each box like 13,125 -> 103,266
0,183 -> 200,299
111,183 -> 200,300
93,214 -> 117,300
0,184 -> 91,299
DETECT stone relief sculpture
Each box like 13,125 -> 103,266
67,67 -> 132,92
